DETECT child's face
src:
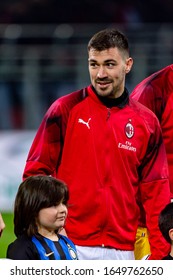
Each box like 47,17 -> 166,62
37,203 -> 68,232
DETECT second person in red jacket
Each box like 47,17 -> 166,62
131,64 -> 173,259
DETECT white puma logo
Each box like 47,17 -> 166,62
78,118 -> 91,129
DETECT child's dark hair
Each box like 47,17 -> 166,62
14,175 -> 69,237
158,202 -> 173,244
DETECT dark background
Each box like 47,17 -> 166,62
0,0 -> 173,24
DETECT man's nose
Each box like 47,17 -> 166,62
97,66 -> 107,78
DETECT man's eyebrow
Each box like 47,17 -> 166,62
104,59 -> 116,63
88,59 -> 116,63
88,58 -> 97,62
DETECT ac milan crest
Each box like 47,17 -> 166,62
125,121 -> 134,139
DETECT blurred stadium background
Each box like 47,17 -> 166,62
0,0 -> 173,258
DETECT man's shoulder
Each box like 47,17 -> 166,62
129,97 -> 157,117
131,64 -> 173,98
56,88 -> 87,103
48,88 -> 88,113
129,97 -> 160,129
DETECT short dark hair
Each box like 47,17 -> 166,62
158,202 -> 173,244
14,175 -> 69,237
88,28 -> 129,57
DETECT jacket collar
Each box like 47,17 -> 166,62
87,85 -> 129,108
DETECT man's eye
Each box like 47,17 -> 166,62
90,63 -> 97,67
107,63 -> 114,67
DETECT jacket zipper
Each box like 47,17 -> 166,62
106,108 -> 111,120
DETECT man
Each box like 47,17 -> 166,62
131,64 -> 173,259
23,28 -> 170,260
131,64 -> 173,198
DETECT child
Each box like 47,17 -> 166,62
158,203 -> 173,260
6,175 -> 78,260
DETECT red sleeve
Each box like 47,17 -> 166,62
23,89 -> 87,180
139,116 -> 171,259
23,100 -> 67,180
161,93 -> 173,198
131,82 -> 164,122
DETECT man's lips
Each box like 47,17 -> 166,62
96,79 -> 111,84
96,81 -> 111,88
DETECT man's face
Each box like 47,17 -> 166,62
88,47 -> 133,98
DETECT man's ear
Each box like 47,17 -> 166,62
125,57 -> 133,73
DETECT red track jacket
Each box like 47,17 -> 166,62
23,85 -> 170,259
131,64 -> 173,198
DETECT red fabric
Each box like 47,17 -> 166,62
23,85 -> 170,259
131,64 -> 173,199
